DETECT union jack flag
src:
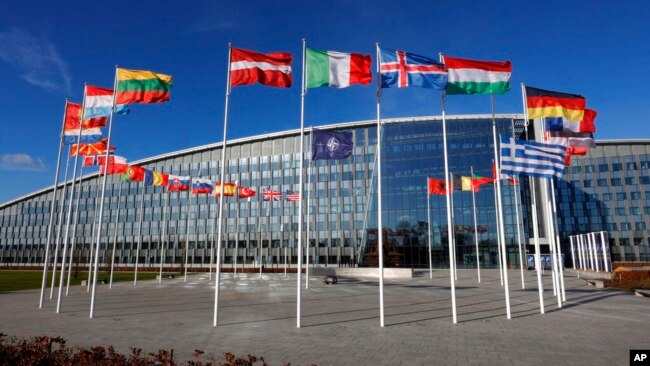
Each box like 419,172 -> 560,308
262,187 -> 281,201
285,190 -> 300,202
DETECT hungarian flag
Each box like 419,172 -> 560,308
167,175 -> 190,191
122,165 -> 145,182
525,86 -> 586,121
443,55 -> 511,95
238,186 -> 256,199
230,47 -> 292,88
70,139 -> 115,156
306,48 -> 372,88
116,68 -> 172,104
427,178 -> 447,195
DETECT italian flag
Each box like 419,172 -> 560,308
444,56 -> 511,95
306,48 -> 372,88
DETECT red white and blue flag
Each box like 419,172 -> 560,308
84,85 -> 129,118
63,128 -> 103,145
262,187 -> 281,201
379,48 -> 447,89
192,178 -> 214,194
544,109 -> 597,134
285,190 -> 300,201
168,175 -> 190,192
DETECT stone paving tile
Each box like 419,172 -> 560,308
1,269 -> 649,365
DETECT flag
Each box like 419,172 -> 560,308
471,174 -> 494,191
101,162 -> 129,175
311,129 -> 353,160
167,175 -> 190,191
564,146 -> 589,166
153,172 -> 169,186
262,187 -> 281,201
63,128 -> 103,144
286,190 -> 300,201
64,101 -> 81,131
443,55 -> 511,95
122,165 -> 145,182
192,178 -> 213,194
306,48 -> 372,88
427,178 -> 447,195
230,47 -> 292,88
545,131 -> 596,148
83,156 -> 96,167
461,176 -> 476,192
379,48 -> 447,89
70,139 -> 115,156
86,154 -> 126,167
544,108 -> 597,134
500,136 -> 567,179
116,68 -> 173,104
525,86 -> 586,121
492,162 -> 519,185
214,182 -> 236,197
84,85 -> 129,118
144,169 -> 154,187
238,186 -> 256,199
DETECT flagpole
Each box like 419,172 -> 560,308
296,37 -> 307,328
208,193 -> 214,281
521,83 -> 545,314
441,92 -> 457,324
109,179 -> 123,288
260,197 -> 265,279
87,178 -> 101,292
427,184 -> 433,279
234,182 -> 240,278
492,174 -> 503,286
66,163 -> 85,295
133,181 -> 146,286
185,178 -> 194,282
50,153 -> 71,300
450,186 -> 457,281
305,131 -> 312,289
511,120 -> 525,289
471,167 -> 481,283
90,66 -> 119,319
375,43 -> 386,327
56,84 -> 88,312
490,94 -> 511,319
213,43 -> 232,327
550,180 -> 566,302
40,99 -> 68,309
159,190 -> 169,283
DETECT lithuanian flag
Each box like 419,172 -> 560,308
525,86 -> 585,121
116,68 -> 172,104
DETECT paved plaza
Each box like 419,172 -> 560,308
1,269 -> 648,365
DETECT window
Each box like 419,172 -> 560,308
616,192 -> 627,200
621,222 -> 631,231
597,179 -> 608,187
630,207 -> 641,215
640,176 -> 650,185
616,207 -> 626,215
635,222 -> 646,230
583,180 -> 593,187
625,177 -> 635,185
612,163 -> 623,172
631,192 -> 641,200
602,193 -> 612,201
626,161 -> 638,170
585,165 -> 595,173
610,178 -> 621,186
598,164 -> 609,172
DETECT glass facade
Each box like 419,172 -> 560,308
0,114 -> 530,269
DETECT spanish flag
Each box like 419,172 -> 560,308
214,182 -> 237,197
116,68 -> 172,104
525,86 -> 585,121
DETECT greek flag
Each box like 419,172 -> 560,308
500,136 -> 567,179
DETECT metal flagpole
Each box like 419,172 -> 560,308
580,235 -> 586,270
159,190 -> 169,284
450,186 -> 457,281
90,66 -> 119,318
600,231 -> 609,272
208,193 -> 213,281
375,43 -> 386,327
234,182 -> 240,278
470,167 -> 481,283
427,184 -> 433,279
134,181 -> 146,286
184,178 -> 194,282
510,120 -> 525,289
260,198 -> 265,279
87,178 -> 102,292
441,92 -> 457,324
521,83 -> 545,314
66,163 -> 85,295
305,135 -> 312,289
213,43 -> 232,327
56,86 -> 88,312
492,174 -> 503,286
491,94 -> 511,319
109,180 -> 123,288
550,180 -> 566,301
543,181 -> 561,307
39,99 -> 68,309
569,236 -> 576,270
591,232 -> 599,271
296,38 -> 307,328
50,153 -> 71,300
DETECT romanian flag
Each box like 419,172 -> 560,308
525,86 -> 586,121
214,182 -> 236,197
116,68 -> 172,104
153,172 -> 169,186
70,139 -> 115,156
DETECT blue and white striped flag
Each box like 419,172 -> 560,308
500,136 -> 567,179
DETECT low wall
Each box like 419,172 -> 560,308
308,267 -> 413,279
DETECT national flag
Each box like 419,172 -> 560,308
144,169 -> 154,187
544,131 -> 596,148
116,68 -> 173,104
427,178 -> 447,195
214,182 -> 236,197
262,187 -> 281,201
230,47 -> 292,88
379,48 -> 447,89
192,178 -> 213,194
311,129 -> 353,160
101,162 -> 129,175
83,156 -> 96,167
64,101 -> 81,131
544,108 -> 597,134
286,190 -> 300,201
167,175 -> 190,192
461,176 -> 476,192
122,165 -> 145,182
153,172 -> 169,186
471,174 -> 494,191
443,55 -> 511,95
84,85 -> 129,118
525,86 -> 586,121
69,139 -> 115,156
85,154 -> 126,166
63,128 -> 103,145
564,146 -> 589,166
306,48 -> 372,88
500,136 -> 567,179
238,186 -> 256,199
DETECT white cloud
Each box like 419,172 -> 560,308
0,28 -> 71,94
0,153 -> 47,171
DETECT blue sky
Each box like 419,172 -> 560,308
1,0 -> 649,204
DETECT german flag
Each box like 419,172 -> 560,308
525,86 -> 585,121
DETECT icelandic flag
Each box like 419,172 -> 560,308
379,48 -> 447,89
63,128 -> 102,145
84,85 -> 129,118
167,175 -> 190,192
192,178 -> 214,194
500,136 -> 567,179
311,129 -> 353,160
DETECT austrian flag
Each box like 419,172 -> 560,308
230,47 -> 292,88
